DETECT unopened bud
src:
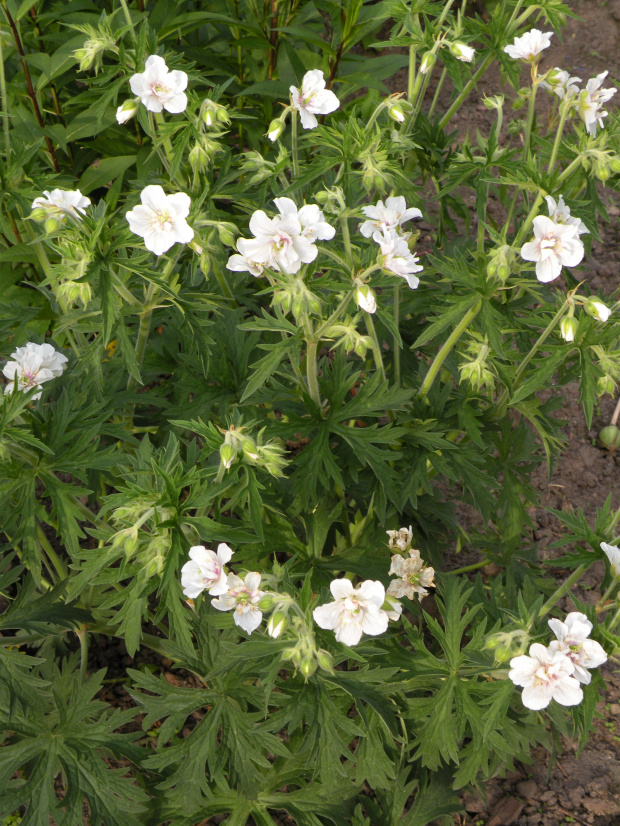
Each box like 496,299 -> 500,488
29,207 -> 48,222
595,159 -> 610,183
44,217 -> 61,234
267,611 -> 287,638
599,425 -> 620,450
116,99 -> 138,125
219,442 -> 236,470
387,102 -> 406,123
300,654 -> 317,679
598,375 -> 616,395
560,315 -> 578,342
257,594 -> 274,612
585,298 -> 612,322
316,649 -> 334,673
482,94 -> 504,111
267,118 -> 285,142
449,42 -> 475,63
355,285 -> 377,314
609,156 -> 620,174
216,222 -> 237,247
419,51 -> 436,75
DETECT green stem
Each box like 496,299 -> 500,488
340,215 -> 353,269
407,44 -> 416,102
291,107 -> 299,178
418,298 -> 482,400
364,313 -> 386,382
315,290 -> 355,339
212,262 -> 237,304
37,523 -> 68,580
449,559 -> 487,575
78,628 -> 89,682
393,284 -> 401,388
127,281 -> 159,393
547,95 -> 571,176
521,70 -> 538,163
538,564 -> 587,619
0,35 -> 10,160
607,605 -> 620,632
596,579 -> 618,612
118,0 -> 138,43
305,337 -> 321,407
428,66 -> 447,120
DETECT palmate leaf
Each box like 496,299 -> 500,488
0,662 -> 147,826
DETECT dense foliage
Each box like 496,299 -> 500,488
1,0 -> 620,823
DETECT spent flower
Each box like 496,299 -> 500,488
387,549 -> 435,601
386,525 -> 413,553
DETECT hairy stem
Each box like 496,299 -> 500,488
538,564 -> 587,619
305,337 -> 321,407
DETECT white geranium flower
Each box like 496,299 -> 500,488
387,549 -> 435,601
313,579 -> 389,646
241,210 -> 318,275
3,342 -> 68,399
360,196 -> 422,238
504,29 -> 553,61
129,55 -> 188,114
386,525 -> 413,553
450,42 -> 476,63
520,216 -> 584,283
211,572 -> 264,634
545,195 -> 589,236
509,643 -> 583,710
541,68 -> 581,100
31,189 -> 91,221
226,238 -> 265,277
290,69 -> 339,130
601,542 -> 620,577
355,285 -> 377,314
374,229 -> 423,288
126,185 -> 194,256
273,198 -> 336,242
578,71 -> 617,137
180,543 -> 234,599
548,612 -> 607,684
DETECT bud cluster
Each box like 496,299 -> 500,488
219,424 -> 288,477
458,335 -> 495,392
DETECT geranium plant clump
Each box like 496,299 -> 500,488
1,1 -> 620,824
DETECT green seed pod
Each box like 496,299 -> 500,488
599,425 -> 620,450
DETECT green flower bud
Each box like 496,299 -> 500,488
598,375 -> 616,396
219,442 -> 237,470
585,298 -> 612,322
316,649 -> 334,673
267,611 -> 287,638
419,51 -> 436,75
257,594 -> 274,612
44,216 -> 61,234
595,159 -> 610,183
216,222 -> 237,247
267,118 -> 285,142
29,207 -> 48,222
300,654 -> 317,679
609,157 -> 620,174
599,425 -> 620,450
559,315 -> 578,342
387,102 -> 406,123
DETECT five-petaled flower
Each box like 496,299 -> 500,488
387,549 -> 435,601
360,196 -> 422,238
520,216 -> 584,283
3,342 -> 68,399
601,542 -> 620,577
503,29 -> 553,61
211,572 -> 265,634
313,579 -> 389,646
273,198 -> 336,242
509,643 -> 583,710
234,208 -> 319,275
226,238 -> 266,277
126,185 -> 194,256
578,71 -> 617,137
374,229 -> 423,288
180,544 -> 234,599
547,612 -> 607,684
129,55 -> 188,114
31,189 -> 91,221
290,69 -> 339,129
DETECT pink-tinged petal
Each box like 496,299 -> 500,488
207,571 -> 230,597
241,238 -> 272,264
249,210 -> 276,238
536,256 -> 561,283
274,197 -> 298,216
298,108 -> 318,130
564,612 -> 592,638
334,619 -> 364,646
164,92 -> 188,114
532,215 -> 556,239
330,578 -> 355,600
277,214 -> 302,236
361,605 -> 389,636
552,676 -> 583,706
313,602 -> 342,630
234,606 -> 262,634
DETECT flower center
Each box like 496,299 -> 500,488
154,210 -> 174,232
273,230 -> 292,251
151,82 -> 171,99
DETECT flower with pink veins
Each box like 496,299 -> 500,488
211,572 -> 265,634
126,185 -> 194,256
509,643 -> 583,710
520,215 -> 584,283
360,196 -> 422,238
290,69 -> 339,129
547,612 -> 607,684
545,195 -> 588,236
180,543 -> 234,599
129,55 -> 188,114
241,210 -> 318,274
374,228 -> 423,288
313,579 -> 388,646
